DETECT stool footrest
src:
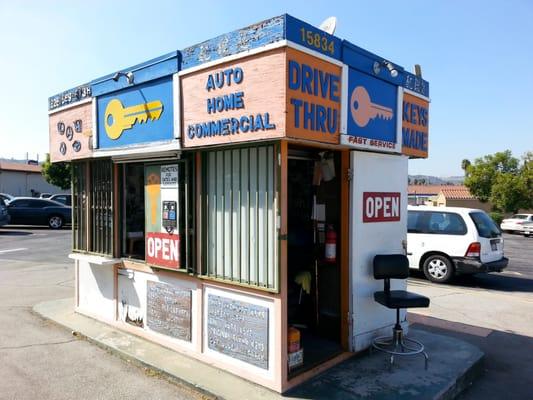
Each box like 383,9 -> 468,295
372,334 -> 429,370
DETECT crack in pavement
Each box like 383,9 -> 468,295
0,338 -> 78,351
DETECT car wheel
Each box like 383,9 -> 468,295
48,215 -> 63,229
423,255 -> 454,283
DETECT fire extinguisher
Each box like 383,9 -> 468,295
325,224 -> 337,263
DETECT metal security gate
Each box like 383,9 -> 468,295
90,160 -> 113,255
72,162 -> 87,251
202,144 -> 279,291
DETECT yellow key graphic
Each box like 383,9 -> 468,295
104,99 -> 164,140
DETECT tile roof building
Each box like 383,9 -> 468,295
408,184 -> 491,211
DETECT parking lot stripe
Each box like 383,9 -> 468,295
0,248 -> 28,254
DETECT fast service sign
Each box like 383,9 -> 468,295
341,68 -> 400,153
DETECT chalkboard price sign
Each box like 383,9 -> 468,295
147,281 -> 192,342
207,294 -> 269,369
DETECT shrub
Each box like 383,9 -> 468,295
489,211 -> 504,225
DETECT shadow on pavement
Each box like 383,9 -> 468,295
0,230 -> 33,236
0,225 -> 69,231
409,270 -> 533,293
408,313 -> 533,400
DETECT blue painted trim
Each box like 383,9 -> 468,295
48,14 -> 429,106
342,41 -> 429,97
91,51 -> 180,97
181,15 -> 285,70
285,14 -> 342,60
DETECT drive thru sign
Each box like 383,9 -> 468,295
363,192 -> 401,222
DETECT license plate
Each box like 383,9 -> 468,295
490,239 -> 499,251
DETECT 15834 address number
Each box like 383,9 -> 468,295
300,27 -> 335,56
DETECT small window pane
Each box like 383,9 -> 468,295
428,212 -> 467,235
407,211 -> 421,233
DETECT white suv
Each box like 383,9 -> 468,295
407,206 -> 508,283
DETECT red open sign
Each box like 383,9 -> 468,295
146,232 -> 180,269
363,192 -> 401,223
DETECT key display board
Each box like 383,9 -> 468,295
96,76 -> 174,149
207,294 -> 269,369
147,281 -> 192,341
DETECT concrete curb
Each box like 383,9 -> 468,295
34,298 -> 485,400
433,347 -> 485,400
32,300 -> 220,400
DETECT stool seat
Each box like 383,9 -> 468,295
374,290 -> 430,309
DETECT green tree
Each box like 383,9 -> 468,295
41,153 -> 71,190
464,150 -> 532,213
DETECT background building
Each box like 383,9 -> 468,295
408,184 -> 492,211
0,160 -> 66,197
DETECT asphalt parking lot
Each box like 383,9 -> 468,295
0,226 -> 199,400
1,227 -> 532,399
408,232 -> 533,399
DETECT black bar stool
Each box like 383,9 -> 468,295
372,254 -> 430,369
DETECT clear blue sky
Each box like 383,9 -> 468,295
0,0 -> 531,176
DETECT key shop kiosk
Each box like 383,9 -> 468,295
48,14 -> 429,393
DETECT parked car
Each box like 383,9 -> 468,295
520,221 -> 533,238
5,197 -> 71,229
500,213 -> 533,233
0,199 -> 10,226
39,193 -> 52,199
49,194 -> 72,206
407,206 -> 508,283
0,193 -> 14,204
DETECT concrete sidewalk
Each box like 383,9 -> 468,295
34,298 -> 484,400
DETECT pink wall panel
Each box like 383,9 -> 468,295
182,49 -> 286,148
49,102 -> 93,162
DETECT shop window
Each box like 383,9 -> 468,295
121,160 -> 193,271
201,145 -> 278,291
71,159 -> 113,255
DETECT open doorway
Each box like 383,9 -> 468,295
287,147 -> 342,377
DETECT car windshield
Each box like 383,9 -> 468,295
470,212 -> 501,238
511,214 -> 528,219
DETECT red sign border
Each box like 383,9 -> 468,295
362,192 -> 401,223
145,231 -> 181,270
